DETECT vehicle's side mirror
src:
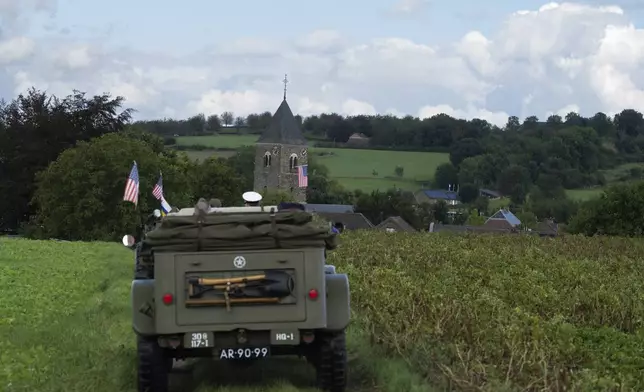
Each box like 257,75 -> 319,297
122,234 -> 136,248
153,209 -> 162,218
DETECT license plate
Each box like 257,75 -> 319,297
187,332 -> 213,348
219,347 -> 270,360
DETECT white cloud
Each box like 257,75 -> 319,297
1,2 -> 644,124
418,104 -> 510,127
342,99 -> 377,116
0,36 -> 35,63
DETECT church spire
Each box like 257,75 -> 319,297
283,73 -> 288,101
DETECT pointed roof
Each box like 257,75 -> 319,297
257,99 -> 307,145
486,209 -> 521,227
376,216 -> 416,232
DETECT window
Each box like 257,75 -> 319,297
289,153 -> 298,171
263,151 -> 271,167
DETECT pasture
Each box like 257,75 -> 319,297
176,135 -> 450,192
174,135 -> 644,199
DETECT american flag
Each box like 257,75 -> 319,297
123,161 -> 139,205
298,164 -> 308,188
152,173 -> 163,200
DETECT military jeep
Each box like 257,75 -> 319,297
124,201 -> 350,392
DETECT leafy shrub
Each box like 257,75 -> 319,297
330,231 -> 644,391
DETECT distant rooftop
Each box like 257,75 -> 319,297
486,209 -> 521,226
421,189 -> 459,201
304,204 -> 354,213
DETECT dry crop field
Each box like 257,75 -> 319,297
1,232 -> 644,391
329,232 -> 644,391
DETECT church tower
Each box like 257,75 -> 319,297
253,75 -> 308,202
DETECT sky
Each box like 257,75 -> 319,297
1,0 -> 644,126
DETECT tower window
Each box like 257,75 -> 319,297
263,151 -> 271,167
289,153 -> 298,171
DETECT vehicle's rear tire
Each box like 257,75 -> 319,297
314,331 -> 348,392
133,244 -> 153,280
137,335 -> 171,392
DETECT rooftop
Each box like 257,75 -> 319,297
486,209 -> 521,226
257,99 -> 307,145
421,189 -> 459,201
304,204 -> 354,213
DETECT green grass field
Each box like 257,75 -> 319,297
565,163 -> 644,201
177,135 -> 259,149
0,238 -> 433,392
175,135 -> 644,197
565,188 -> 604,201
176,136 -> 449,192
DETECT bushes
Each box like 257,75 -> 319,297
330,231 -> 644,391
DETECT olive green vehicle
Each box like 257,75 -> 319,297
123,201 -> 350,392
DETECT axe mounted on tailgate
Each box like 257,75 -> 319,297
185,270 -> 295,311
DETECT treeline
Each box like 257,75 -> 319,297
135,108 -> 644,154
1,87 -> 643,239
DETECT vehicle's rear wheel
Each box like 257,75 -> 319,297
137,335 -> 171,392
313,331 -> 348,392
133,244 -> 153,280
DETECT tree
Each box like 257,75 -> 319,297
505,116 -> 520,131
234,116 -> 245,131
496,164 -> 531,204
546,114 -> 562,124
434,163 -> 458,189
221,111 -> 234,127
394,165 -> 404,177
0,88 -> 132,232
458,183 -> 479,204
206,114 -> 221,133
29,133 -> 194,241
615,109 -> 644,137
191,156 -> 244,206
226,145 -> 255,190
449,138 -> 484,167
568,182 -> 644,236
186,114 -> 206,135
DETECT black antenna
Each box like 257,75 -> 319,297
283,73 -> 288,100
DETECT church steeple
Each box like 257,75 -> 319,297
256,79 -> 307,145
252,74 -> 308,203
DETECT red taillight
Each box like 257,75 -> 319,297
308,289 -> 319,300
162,293 -> 174,305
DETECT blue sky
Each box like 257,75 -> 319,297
42,0 -> 578,51
2,0 -> 644,124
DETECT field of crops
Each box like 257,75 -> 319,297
176,135 -> 449,192
0,238 -> 430,392
3,232 -> 644,391
329,232 -> 644,391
